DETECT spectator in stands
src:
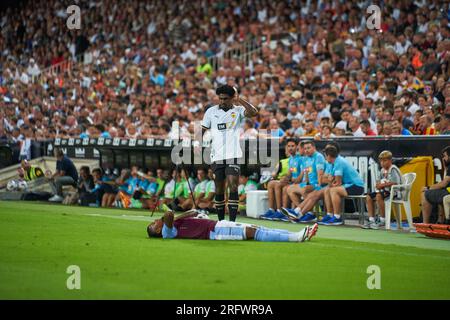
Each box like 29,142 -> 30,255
241,119 -> 258,139
439,114 -> 450,135
322,145 -> 365,226
362,151 -> 402,230
48,149 -> 78,202
303,119 -> 318,137
286,118 -> 305,137
421,146 -> 450,224
0,0 -> 449,147
360,120 -> 377,137
314,124 -> 335,140
419,115 -> 437,135
266,118 -> 285,139
391,119 -> 413,136
348,116 -> 365,137
359,107 -> 378,134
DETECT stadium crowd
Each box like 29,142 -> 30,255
0,0 -> 450,152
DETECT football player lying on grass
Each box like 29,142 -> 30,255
147,210 -> 318,242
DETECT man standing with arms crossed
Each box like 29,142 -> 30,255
201,85 -> 258,222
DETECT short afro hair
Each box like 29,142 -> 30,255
216,85 -> 236,97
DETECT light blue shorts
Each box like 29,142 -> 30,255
299,183 -> 321,191
209,220 -> 252,240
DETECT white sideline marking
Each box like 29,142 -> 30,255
81,212 -> 151,221
309,242 -> 450,260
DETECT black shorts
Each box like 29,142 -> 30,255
425,189 -> 449,205
211,158 -> 241,181
367,190 -> 390,200
345,185 -> 364,196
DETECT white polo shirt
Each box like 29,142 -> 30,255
201,105 -> 246,162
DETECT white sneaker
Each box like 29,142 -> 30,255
49,195 -> 63,202
298,223 -> 319,242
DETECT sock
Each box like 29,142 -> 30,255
294,207 -> 303,216
254,228 -> 290,242
259,226 -> 290,234
379,217 -> 385,222
288,228 -> 308,242
326,212 -> 333,217
215,194 -> 225,221
228,192 -> 239,222
369,216 -> 375,222
334,214 -> 341,219
268,208 -> 274,211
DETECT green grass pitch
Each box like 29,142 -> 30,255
0,201 -> 449,299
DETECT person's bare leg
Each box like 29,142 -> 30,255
299,186 -> 313,207
197,200 -> 208,209
299,189 -> 324,213
376,193 -> 385,217
178,197 -> 190,210
287,185 -> 302,208
267,181 -> 278,210
330,187 -> 347,216
366,195 -> 375,218
108,194 -> 116,207
282,185 -> 291,208
324,188 -> 333,216
421,191 -> 433,223
438,205 -> 444,224
274,182 -> 286,210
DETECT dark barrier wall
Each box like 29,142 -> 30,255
1,137 -> 449,179
47,136 -> 449,176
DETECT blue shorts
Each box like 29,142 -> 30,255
345,185 -> 365,196
209,220 -> 249,240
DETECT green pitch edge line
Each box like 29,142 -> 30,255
1,201 -> 449,252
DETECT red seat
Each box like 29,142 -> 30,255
414,223 -> 450,240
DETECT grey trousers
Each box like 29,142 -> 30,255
50,176 -> 76,196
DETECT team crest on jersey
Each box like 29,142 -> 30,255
231,113 -> 236,119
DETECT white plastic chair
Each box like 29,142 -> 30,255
443,194 -> 450,221
385,172 -> 416,230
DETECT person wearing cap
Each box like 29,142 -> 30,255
362,151 -> 402,230
20,159 -> 44,182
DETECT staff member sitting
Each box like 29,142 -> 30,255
48,148 -> 79,202
322,145 -> 365,226
421,146 -> 450,224
19,159 -> 44,181
362,150 -> 402,230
